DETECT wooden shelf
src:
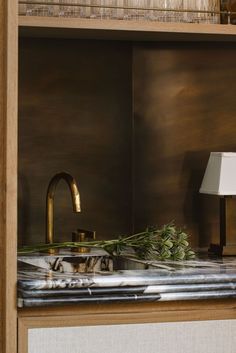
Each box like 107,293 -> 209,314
19,15 -> 236,40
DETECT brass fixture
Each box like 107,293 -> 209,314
46,172 -> 81,253
72,228 -> 96,253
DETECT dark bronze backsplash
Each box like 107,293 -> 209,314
18,38 -> 133,245
133,42 -> 236,248
19,39 -> 236,248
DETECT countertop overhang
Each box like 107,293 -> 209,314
17,253 -> 236,308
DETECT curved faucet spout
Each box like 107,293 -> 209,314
46,172 -> 81,245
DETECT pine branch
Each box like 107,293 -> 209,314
18,222 -> 196,261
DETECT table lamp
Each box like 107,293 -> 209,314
199,152 -> 236,256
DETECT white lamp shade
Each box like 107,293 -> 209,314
199,152 -> 236,195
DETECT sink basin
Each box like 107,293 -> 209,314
18,248 -> 228,277
18,250 -> 212,275
18,248 -> 113,273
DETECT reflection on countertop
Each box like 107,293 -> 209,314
17,252 -> 236,308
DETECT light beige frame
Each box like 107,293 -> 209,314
19,16 -> 236,41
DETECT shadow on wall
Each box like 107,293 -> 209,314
181,150 -> 217,249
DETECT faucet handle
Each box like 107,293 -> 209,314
77,228 -> 96,241
72,228 -> 96,253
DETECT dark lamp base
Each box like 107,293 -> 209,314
208,243 -> 236,256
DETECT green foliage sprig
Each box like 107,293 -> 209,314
18,223 -> 195,261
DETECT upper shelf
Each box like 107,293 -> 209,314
19,16 -> 236,41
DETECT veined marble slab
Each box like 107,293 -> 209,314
17,289 -> 236,308
18,269 -> 236,291
19,282 -> 236,299
159,290 -> 236,301
17,256 -> 236,307
18,286 -> 148,298
18,293 -> 161,308
18,290 -> 236,307
18,249 -> 113,273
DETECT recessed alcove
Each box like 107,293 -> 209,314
18,37 -> 236,249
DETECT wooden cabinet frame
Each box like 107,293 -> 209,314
0,1 -> 18,353
1,3 -> 236,352
18,300 -> 236,353
19,16 -> 236,40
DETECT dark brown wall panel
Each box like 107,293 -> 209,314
19,39 -> 236,250
133,42 -> 236,248
18,38 -> 132,245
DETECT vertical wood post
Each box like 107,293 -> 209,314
0,0 -> 18,352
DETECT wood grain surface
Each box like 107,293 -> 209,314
19,16 -> 236,42
133,41 -> 236,248
0,0 -> 18,352
19,39 -> 236,249
18,38 -> 133,245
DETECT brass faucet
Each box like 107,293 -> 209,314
46,172 -> 81,252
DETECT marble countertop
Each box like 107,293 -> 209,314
17,253 -> 236,308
